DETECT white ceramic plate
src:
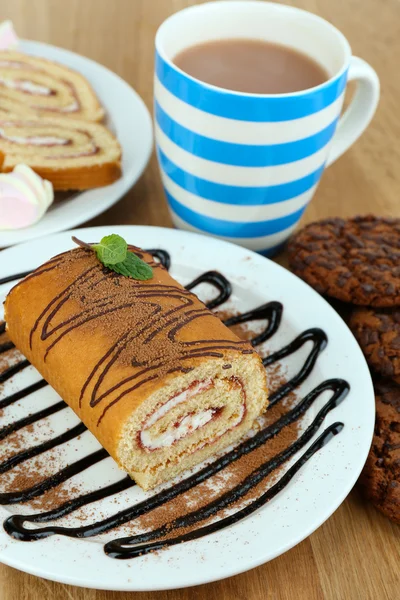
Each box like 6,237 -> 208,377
0,42 -> 153,248
0,226 -> 374,591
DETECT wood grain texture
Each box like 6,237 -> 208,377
0,0 -> 399,598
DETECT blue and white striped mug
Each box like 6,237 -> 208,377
154,1 -> 379,255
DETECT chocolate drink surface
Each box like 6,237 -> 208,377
173,38 -> 328,94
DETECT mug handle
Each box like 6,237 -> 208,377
326,56 -> 380,166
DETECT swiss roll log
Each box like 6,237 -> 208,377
4,246 -> 268,490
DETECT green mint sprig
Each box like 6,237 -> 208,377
93,234 -> 127,265
72,234 -> 153,281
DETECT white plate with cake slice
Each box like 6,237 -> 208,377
0,42 -> 153,248
0,226 -> 374,591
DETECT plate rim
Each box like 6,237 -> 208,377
0,41 -> 153,248
0,225 -> 375,591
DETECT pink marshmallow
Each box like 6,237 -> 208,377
0,21 -> 19,50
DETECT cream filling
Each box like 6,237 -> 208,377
141,409 -> 217,450
32,100 -> 81,114
60,100 -> 79,113
144,379 -> 213,429
0,60 -> 30,69
140,379 -> 213,450
139,377 -> 246,452
0,76 -> 51,95
195,402 -> 245,452
0,71 -> 79,112
0,127 -> 69,145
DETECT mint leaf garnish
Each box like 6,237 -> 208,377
72,234 -> 153,281
92,234 -> 127,265
105,251 -> 154,280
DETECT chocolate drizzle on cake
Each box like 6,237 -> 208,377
0,250 -> 348,559
26,248 -> 252,426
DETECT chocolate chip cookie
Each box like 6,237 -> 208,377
349,308 -> 400,383
358,378 -> 400,523
288,216 -> 400,306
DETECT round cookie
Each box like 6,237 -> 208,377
288,215 -> 400,306
349,308 -> 400,383
358,378 -> 400,524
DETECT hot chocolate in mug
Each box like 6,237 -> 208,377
154,1 -> 380,255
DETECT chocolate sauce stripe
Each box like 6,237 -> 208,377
105,390 -> 347,549
0,360 -> 30,385
2,379 -> 349,540
265,329 -> 327,407
0,422 -> 87,475
223,302 -> 283,347
263,328 -> 327,367
0,341 -> 14,353
185,271 -> 232,310
0,380 -> 48,410
0,400 -> 66,442
0,449 -> 108,505
144,249 -> 170,270
5,476 -> 136,540
0,270 -> 34,285
105,423 -> 344,559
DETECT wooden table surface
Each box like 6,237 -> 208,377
0,0 -> 399,598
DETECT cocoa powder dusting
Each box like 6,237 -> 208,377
216,309 -> 261,342
0,347 -> 22,373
